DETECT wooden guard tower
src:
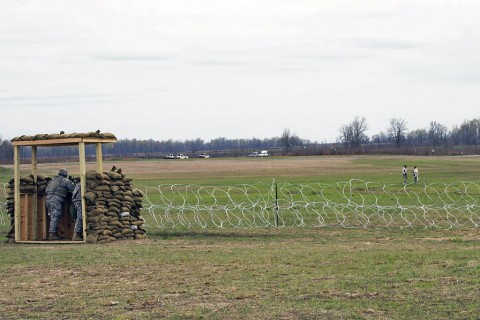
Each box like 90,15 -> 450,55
11,133 -> 117,243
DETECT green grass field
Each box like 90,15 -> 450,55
1,156 -> 479,319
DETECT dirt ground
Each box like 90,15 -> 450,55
10,156 -> 375,180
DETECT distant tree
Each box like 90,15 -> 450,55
407,128 -> 428,146
451,118 -> 480,145
209,137 -> 228,150
388,118 -> 408,148
0,134 -> 14,163
339,116 -> 368,149
186,138 -> 205,153
339,123 -> 353,149
351,116 -> 368,148
371,131 -> 388,146
428,121 -> 448,147
279,128 -> 300,152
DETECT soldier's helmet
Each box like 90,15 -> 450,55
58,168 -> 69,177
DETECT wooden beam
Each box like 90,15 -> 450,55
83,138 -> 117,144
21,194 -> 29,241
96,143 -> 103,173
14,146 -> 20,242
38,195 -> 47,240
15,241 -> 85,244
12,137 -> 117,147
12,138 -> 83,146
31,146 -> 38,177
78,142 -> 87,242
31,146 -> 38,240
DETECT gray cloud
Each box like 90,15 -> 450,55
292,52 -> 372,60
0,93 -> 132,107
354,38 -> 422,50
191,59 -> 251,67
399,64 -> 480,85
92,53 -> 172,62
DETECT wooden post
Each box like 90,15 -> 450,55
79,141 -> 87,241
96,142 -> 103,173
31,146 -> 38,240
31,146 -> 37,179
14,146 -> 20,242
21,194 -> 29,240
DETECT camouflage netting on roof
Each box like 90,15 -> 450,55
11,132 -> 117,142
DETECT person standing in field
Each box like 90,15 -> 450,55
413,166 -> 419,184
46,168 -> 75,240
402,165 -> 408,184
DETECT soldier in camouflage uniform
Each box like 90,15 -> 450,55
71,181 -> 83,241
46,168 -> 75,240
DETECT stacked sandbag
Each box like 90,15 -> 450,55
4,175 -> 51,243
84,167 -> 146,244
11,131 -> 116,142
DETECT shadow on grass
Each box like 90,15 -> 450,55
149,228 -> 299,240
148,227 -> 480,243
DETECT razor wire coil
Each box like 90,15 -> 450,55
142,180 -> 480,229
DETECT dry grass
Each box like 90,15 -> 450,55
8,156 -> 364,179
8,155 -> 479,183
1,228 -> 479,319
6,155 -> 449,182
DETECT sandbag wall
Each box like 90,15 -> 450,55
84,168 -> 146,243
4,175 -> 50,243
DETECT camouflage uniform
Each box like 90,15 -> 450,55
46,169 -> 75,238
72,183 -> 83,237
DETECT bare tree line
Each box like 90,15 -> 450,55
340,117 -> 479,150
1,117 -> 479,163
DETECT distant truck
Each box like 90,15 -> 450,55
248,150 -> 269,157
176,154 -> 189,159
164,154 -> 176,159
198,153 -> 210,158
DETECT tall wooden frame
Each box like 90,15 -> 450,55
12,136 -> 116,243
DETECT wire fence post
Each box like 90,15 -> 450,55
275,182 -> 279,227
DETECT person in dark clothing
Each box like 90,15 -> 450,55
45,168 -> 75,240
402,165 -> 408,185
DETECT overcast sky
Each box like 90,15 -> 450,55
1,0 -> 479,142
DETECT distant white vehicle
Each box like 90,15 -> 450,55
164,154 -> 176,159
176,154 -> 189,159
198,153 -> 210,158
248,150 -> 269,157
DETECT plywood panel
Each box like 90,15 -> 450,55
55,197 -> 75,240
20,194 -> 36,241
37,196 -> 47,240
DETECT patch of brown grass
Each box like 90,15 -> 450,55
9,156 -> 375,180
